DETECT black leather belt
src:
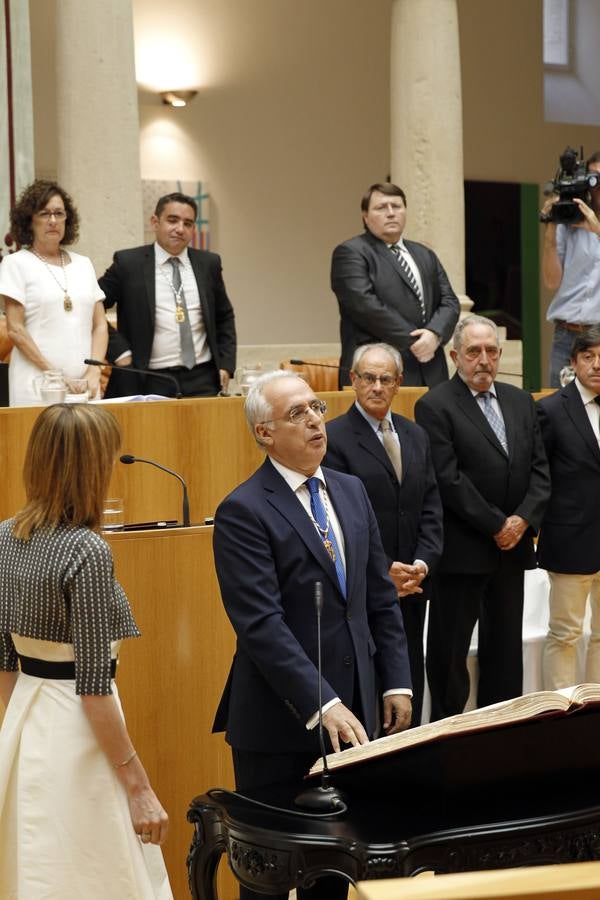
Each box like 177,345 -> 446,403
555,320 -> 594,333
19,655 -> 118,680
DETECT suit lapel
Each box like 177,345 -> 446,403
324,470 -> 360,600
188,249 -> 212,332
365,231 -> 424,317
143,246 -> 156,332
562,381 -> 600,462
391,413 -> 415,480
405,240 -> 431,319
453,375 -> 508,458
259,460 -> 343,595
347,405 -> 397,481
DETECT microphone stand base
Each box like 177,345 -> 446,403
294,785 -> 347,812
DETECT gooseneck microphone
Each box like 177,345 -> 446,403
289,359 -> 351,376
84,359 -> 182,399
120,454 -> 190,527
295,582 -> 347,812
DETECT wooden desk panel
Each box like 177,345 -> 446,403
0,389 -> 426,524
108,526 -> 237,900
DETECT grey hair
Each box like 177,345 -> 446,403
453,315 -> 499,351
244,369 -> 305,447
351,342 -> 403,376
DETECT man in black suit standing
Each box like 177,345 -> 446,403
100,192 -> 236,397
331,182 -> 460,388
324,342 -> 442,726
537,327 -> 600,689
213,370 -> 412,900
415,316 -> 550,720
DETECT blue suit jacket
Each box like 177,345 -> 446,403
212,458 -> 411,753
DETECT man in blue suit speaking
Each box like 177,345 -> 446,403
213,370 -> 412,900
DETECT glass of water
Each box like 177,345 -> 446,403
102,498 -> 124,532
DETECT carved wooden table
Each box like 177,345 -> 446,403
187,788 -> 600,898
188,710 -> 600,898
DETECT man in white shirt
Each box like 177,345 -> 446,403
100,192 -> 236,397
537,326 -> 600,688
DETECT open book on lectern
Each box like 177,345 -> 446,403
309,683 -> 600,777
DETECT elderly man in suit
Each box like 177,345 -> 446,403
100,192 -> 236,398
415,315 -> 550,720
331,182 -> 460,388
537,326 -> 600,689
213,370 -> 412,900
324,342 -> 442,726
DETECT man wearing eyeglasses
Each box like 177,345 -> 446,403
414,316 -> 550,720
331,182 -> 460,389
212,370 -> 412,900
536,326 -> 600,689
325,343 -> 442,727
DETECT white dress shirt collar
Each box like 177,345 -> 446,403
354,400 -> 394,434
268,457 -> 325,491
154,241 -> 190,266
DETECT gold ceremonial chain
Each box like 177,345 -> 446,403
308,486 -> 336,562
158,264 -> 186,323
30,248 -> 72,312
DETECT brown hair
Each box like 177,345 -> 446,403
10,180 -> 80,246
12,405 -> 121,540
360,182 -> 407,214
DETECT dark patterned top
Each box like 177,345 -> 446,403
0,521 -> 140,695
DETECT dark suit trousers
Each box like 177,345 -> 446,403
427,557 -> 524,721
399,596 -> 427,727
232,748 -> 349,900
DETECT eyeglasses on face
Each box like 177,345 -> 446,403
36,210 -> 67,220
354,371 -> 398,387
261,398 -> 327,426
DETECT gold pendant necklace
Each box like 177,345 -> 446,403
309,488 -> 336,562
30,248 -> 72,312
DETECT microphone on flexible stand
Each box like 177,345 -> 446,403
295,582 -> 347,812
120,454 -> 191,527
84,358 -> 182,398
289,359 -> 351,377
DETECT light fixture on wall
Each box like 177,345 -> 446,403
160,90 -> 198,108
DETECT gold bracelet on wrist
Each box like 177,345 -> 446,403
113,749 -> 137,769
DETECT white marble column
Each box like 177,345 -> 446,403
55,0 -> 142,272
0,0 -> 34,256
390,0 -> 472,315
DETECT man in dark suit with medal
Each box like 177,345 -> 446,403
331,182 -> 460,388
212,370 -> 412,900
415,316 -> 550,721
100,192 -> 236,397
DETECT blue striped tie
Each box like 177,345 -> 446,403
305,477 -> 346,598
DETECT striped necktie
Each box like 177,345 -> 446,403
390,243 -> 426,322
477,391 -> 507,452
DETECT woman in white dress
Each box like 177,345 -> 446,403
0,404 -> 173,899
0,180 -> 108,406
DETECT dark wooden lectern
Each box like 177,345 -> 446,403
188,706 -> 600,898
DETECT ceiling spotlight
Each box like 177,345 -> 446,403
160,90 -> 198,108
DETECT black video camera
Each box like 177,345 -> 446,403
541,147 -> 600,224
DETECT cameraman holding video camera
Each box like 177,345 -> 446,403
542,149 -> 600,387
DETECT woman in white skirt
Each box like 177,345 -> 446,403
0,404 -> 173,899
